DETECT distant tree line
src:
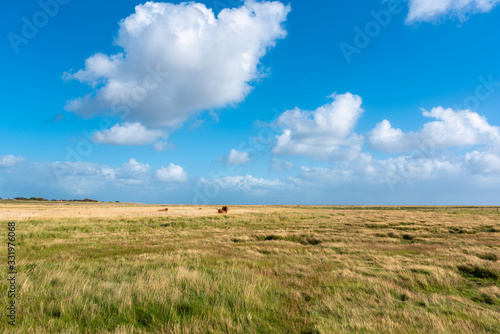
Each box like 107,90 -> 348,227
0,197 -> 99,202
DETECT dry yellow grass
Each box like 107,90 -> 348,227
0,202 -> 261,220
0,202 -> 499,333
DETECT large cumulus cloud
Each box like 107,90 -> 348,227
64,1 -> 290,129
272,93 -> 365,160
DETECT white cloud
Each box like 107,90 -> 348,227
406,0 -> 500,23
0,158 -> 189,198
290,155 -> 458,187
224,149 -> 250,166
0,155 -> 24,167
368,107 -> 500,153
62,53 -> 123,87
0,153 -> 499,204
199,174 -> 283,192
278,154 -> 466,199
156,163 -> 188,183
91,122 -> 167,148
371,155 -> 462,182
465,151 -> 500,174
270,158 -> 294,172
64,1 -> 290,128
272,93 -> 365,160
50,161 -> 118,195
298,166 -> 352,184
116,158 -> 151,185
153,140 -> 169,152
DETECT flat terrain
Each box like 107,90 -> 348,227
0,202 -> 499,333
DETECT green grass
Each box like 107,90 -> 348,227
0,204 -> 499,333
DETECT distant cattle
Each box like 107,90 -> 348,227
158,208 -> 169,212
218,206 -> 229,214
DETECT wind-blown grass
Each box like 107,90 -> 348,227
0,203 -> 499,333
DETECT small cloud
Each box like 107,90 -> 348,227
153,140 -> 168,152
298,166 -> 352,184
367,107 -> 500,153
465,151 -> 500,175
405,0 -> 500,24
222,149 -> 251,166
50,161 -> 118,195
209,111 -> 219,123
92,122 -> 168,146
189,119 -> 204,130
156,163 -> 188,183
118,158 -> 150,175
116,159 -> 151,185
199,174 -> 284,193
270,158 -> 294,172
0,155 -> 25,168
51,114 -> 65,123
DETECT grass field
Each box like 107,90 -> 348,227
0,202 -> 499,333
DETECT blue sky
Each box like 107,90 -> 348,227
1,0 -> 500,204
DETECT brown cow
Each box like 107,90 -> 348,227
218,206 -> 229,214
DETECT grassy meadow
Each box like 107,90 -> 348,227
0,202 -> 499,333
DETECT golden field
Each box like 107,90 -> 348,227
0,202 -> 499,333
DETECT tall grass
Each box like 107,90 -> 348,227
0,204 -> 499,333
